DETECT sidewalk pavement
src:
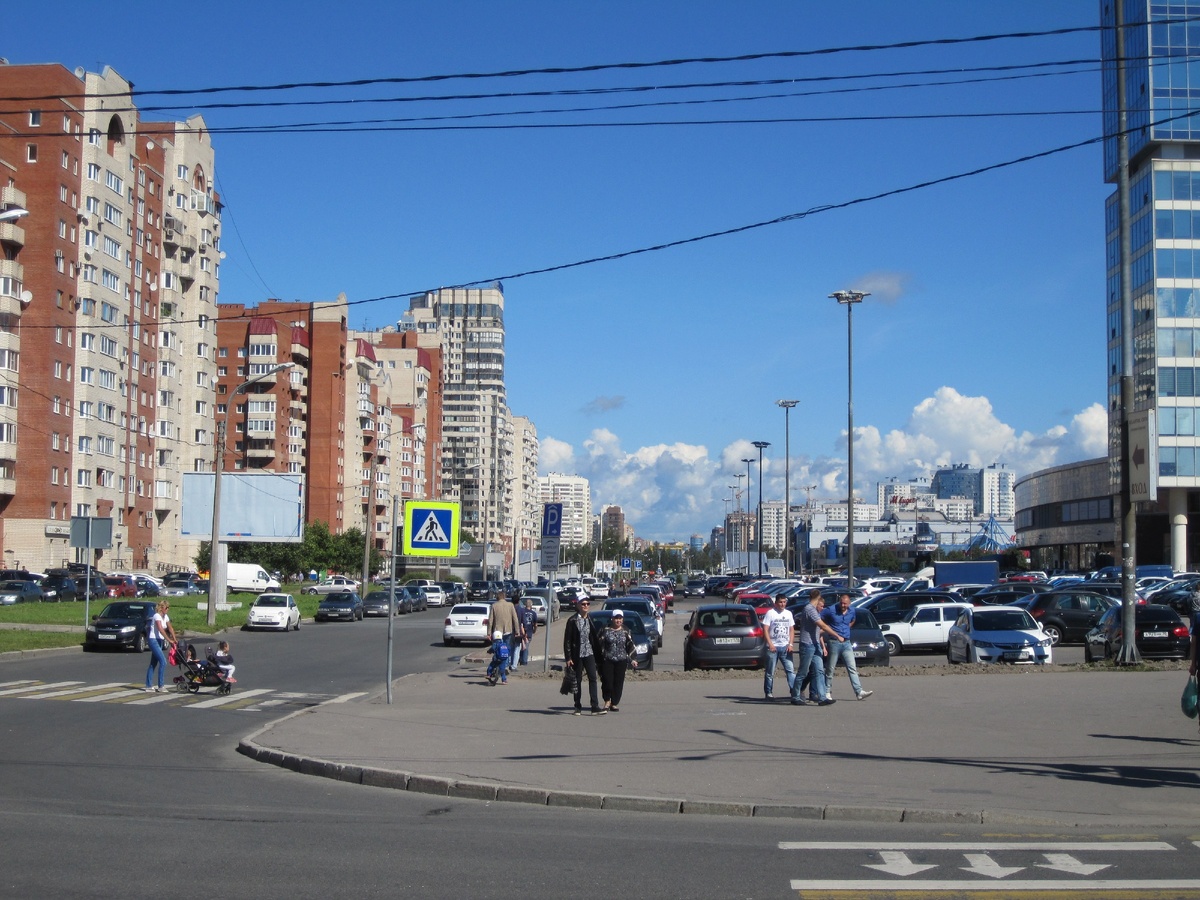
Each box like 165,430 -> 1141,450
238,661 -> 1200,826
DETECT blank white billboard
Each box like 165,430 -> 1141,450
181,473 -> 305,543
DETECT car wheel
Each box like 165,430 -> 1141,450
294,617 -> 301,631
133,632 -> 147,653
1043,623 -> 1062,646
1084,642 -> 1094,663
885,635 -> 902,656
444,638 -> 454,647
969,645 -> 981,664
946,645 -> 959,665
304,587 -> 316,595
644,656 -> 654,671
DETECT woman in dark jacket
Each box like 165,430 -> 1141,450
599,610 -> 637,712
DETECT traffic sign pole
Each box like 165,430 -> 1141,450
541,503 -> 563,673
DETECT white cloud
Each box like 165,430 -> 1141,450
540,387 -> 1105,540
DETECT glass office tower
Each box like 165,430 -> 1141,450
1103,1 -> 1200,567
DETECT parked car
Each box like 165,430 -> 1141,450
101,575 -> 138,599
362,590 -> 399,617
588,609 -> 654,670
304,575 -> 361,595
947,605 -> 1054,665
245,593 -> 301,631
421,584 -> 447,607
558,584 -> 591,614
438,582 -> 466,605
603,597 -> 663,649
879,602 -> 973,655
442,603 -> 491,646
846,607 -> 890,667
1020,590 -> 1116,646
408,587 -> 428,612
682,603 -> 766,672
83,600 -> 159,651
40,574 -> 79,603
854,590 -> 964,625
1084,603 -> 1191,662
162,573 -> 204,596
315,591 -> 363,622
467,581 -> 497,602
685,578 -> 707,597
0,580 -> 46,604
973,582 -> 1050,601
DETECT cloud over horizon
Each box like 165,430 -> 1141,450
539,387 -> 1107,541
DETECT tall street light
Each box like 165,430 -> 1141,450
752,441 -> 770,576
208,361 -> 296,626
776,400 -> 798,574
830,289 -> 869,584
741,459 -> 754,573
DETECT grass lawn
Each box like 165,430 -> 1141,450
0,631 -> 85,653
0,586 -> 325,645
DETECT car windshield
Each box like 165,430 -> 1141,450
322,593 -> 354,604
607,601 -> 652,615
103,577 -> 125,586
974,609 -> 1037,631
591,613 -> 647,635
696,608 -> 758,628
98,603 -> 148,617
255,597 -> 288,607
852,608 -> 880,630
470,582 -> 490,589
365,593 -> 390,601
0,581 -> 28,590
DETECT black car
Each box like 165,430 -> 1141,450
40,574 -> 79,603
1084,603 -> 1191,661
315,591 -> 363,622
603,597 -> 662,650
438,582 -> 465,605
685,578 -> 707,597
467,581 -> 497,602
1022,590 -> 1115,646
854,590 -> 964,625
682,603 -> 766,672
973,582 -> 1050,601
83,600 -> 158,652
587,610 -> 654,670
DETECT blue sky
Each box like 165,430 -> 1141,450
9,1 -> 1112,539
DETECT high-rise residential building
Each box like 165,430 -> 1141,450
0,63 -> 218,573
930,463 -> 1014,519
601,505 -> 626,547
538,473 -> 591,547
399,285 -> 513,553
759,500 -> 786,556
1102,2 -> 1200,568
510,414 -> 539,574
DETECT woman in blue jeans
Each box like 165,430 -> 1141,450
144,600 -> 177,692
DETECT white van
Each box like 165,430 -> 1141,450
226,563 -> 281,593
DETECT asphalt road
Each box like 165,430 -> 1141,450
1,598 -> 1196,899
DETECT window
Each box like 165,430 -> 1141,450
99,335 -> 118,357
26,144 -> 38,163
101,270 -> 120,293
78,401 -> 94,419
76,469 -> 92,487
78,435 -> 93,454
51,432 -> 60,451
105,170 -> 123,194
79,366 -> 95,385
29,110 -> 41,127
102,203 -> 122,228
86,162 -> 101,181
100,301 -> 118,323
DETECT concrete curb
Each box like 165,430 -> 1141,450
233,729 -> 1075,825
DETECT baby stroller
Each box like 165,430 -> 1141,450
173,643 -> 232,695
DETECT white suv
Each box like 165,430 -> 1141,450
879,602 -> 972,656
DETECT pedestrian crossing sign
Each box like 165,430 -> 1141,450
402,501 -> 460,557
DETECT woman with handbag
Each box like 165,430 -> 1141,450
599,610 -> 637,712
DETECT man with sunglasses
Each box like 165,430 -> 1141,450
562,597 -> 605,715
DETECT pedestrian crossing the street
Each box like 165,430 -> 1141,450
0,678 -> 364,712
783,840 -> 1200,897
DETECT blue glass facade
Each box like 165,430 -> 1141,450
1103,0 -> 1200,486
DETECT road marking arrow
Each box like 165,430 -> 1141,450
864,851 -> 937,877
1037,853 -> 1110,876
961,853 -> 1024,879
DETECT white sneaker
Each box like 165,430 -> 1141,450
857,690 -> 873,700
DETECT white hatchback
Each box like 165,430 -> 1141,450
245,593 -> 301,631
443,603 -> 491,646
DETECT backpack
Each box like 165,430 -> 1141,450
494,641 -> 510,661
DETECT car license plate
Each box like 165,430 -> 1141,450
853,650 -> 866,658
98,634 -> 115,640
1143,631 -> 1168,638
713,637 -> 740,645
1003,650 -> 1027,661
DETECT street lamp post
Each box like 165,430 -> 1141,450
741,458 -> 753,572
752,441 -> 770,576
208,361 -> 296,627
830,289 -> 869,585
776,400 -> 798,574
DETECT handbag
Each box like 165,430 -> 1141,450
559,666 -> 577,696
1182,675 -> 1199,720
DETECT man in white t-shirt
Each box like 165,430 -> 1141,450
761,595 -> 796,701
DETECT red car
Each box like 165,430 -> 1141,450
103,575 -> 138,598
738,594 -> 775,620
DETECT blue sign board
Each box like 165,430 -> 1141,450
542,503 -> 563,538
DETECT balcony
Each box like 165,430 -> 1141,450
0,221 -> 25,250
178,262 -> 196,283
0,329 -> 18,354
0,471 -> 14,495
0,258 -> 25,288
247,444 -> 277,460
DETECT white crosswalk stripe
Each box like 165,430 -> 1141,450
0,679 -> 344,711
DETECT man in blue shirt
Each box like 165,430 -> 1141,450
821,593 -> 873,701
791,590 -> 840,707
